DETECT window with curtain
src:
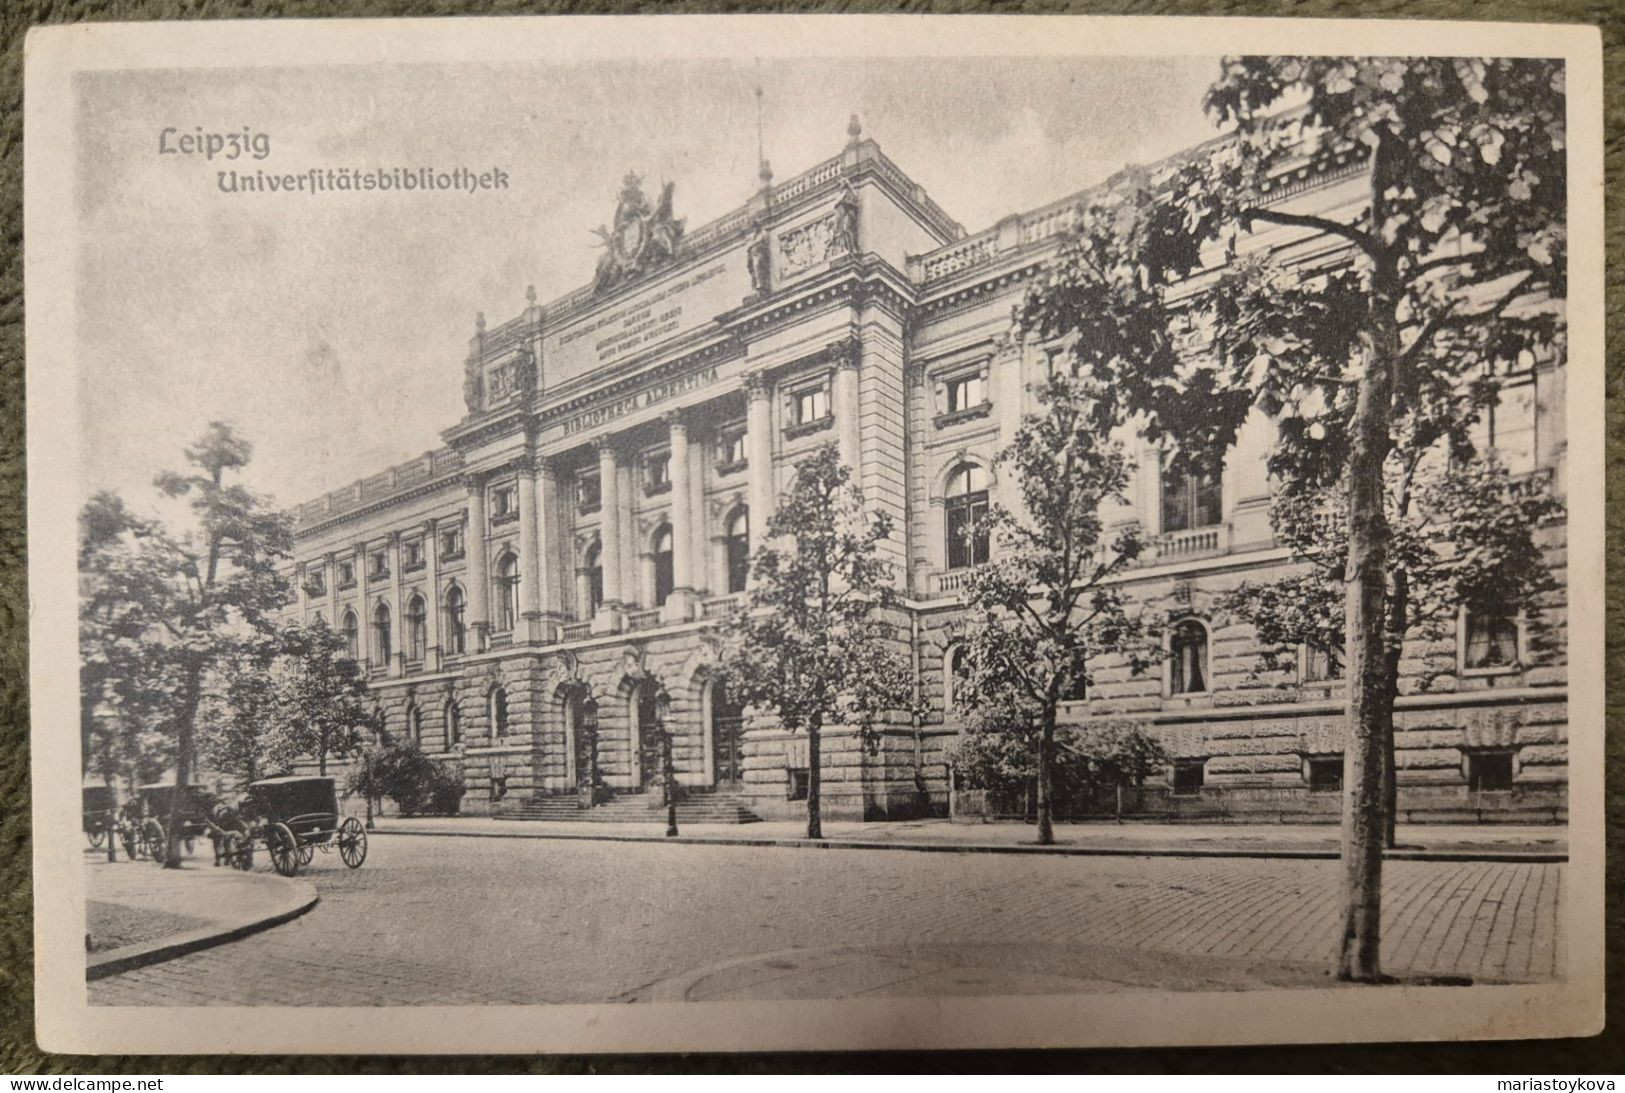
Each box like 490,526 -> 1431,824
342,610 -> 359,660
406,704 -> 421,748
944,463 -> 991,570
726,509 -> 750,594
1464,609 -> 1520,670
585,543 -> 604,611
490,687 -> 509,738
444,699 -> 461,746
1168,619 -> 1208,695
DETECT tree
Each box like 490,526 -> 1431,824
1018,56 -> 1565,979
78,422 -> 294,867
718,444 -> 915,838
260,620 -> 374,776
952,372 -> 1158,845
1220,457 -> 1562,846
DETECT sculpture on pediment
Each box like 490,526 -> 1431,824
746,224 -> 772,295
592,173 -> 686,295
514,344 -> 538,393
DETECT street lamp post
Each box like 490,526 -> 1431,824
364,748 -> 376,831
655,687 -> 677,838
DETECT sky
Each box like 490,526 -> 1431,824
73,55 -> 1225,515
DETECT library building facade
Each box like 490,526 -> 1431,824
282,119 -> 1568,824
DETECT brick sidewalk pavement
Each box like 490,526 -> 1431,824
88,836 -> 1562,1006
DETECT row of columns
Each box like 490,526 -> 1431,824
301,345 -> 863,661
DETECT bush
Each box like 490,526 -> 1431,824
945,720 -> 1170,819
348,742 -> 464,817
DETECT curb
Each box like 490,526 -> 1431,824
370,826 -> 1567,864
87,875 -> 320,981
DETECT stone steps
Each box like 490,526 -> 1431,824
496,788 -> 763,825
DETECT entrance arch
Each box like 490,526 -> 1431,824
563,686 -> 599,804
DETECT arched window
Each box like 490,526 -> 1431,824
945,645 -> 970,710
406,703 -> 422,748
489,686 -> 509,738
1169,619 -> 1209,696
495,553 -> 520,632
725,508 -> 751,594
444,585 -> 466,655
944,463 -> 991,570
406,595 -> 427,662
444,697 -> 462,746
342,610 -> 359,660
585,542 -> 604,613
372,602 -> 392,667
652,525 -> 675,606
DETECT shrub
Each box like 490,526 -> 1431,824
946,720 -> 1169,818
348,742 -> 464,817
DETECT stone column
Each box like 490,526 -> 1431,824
535,458 -> 564,639
517,457 -> 543,643
593,439 -> 624,633
833,339 -> 862,471
324,551 -> 338,632
745,370 -> 775,534
664,411 -> 696,621
423,518 -> 442,670
353,541 -> 371,672
464,474 -> 491,652
387,532 -> 404,676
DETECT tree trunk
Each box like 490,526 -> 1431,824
319,743 -> 328,777
806,715 -> 822,840
1382,569 -> 1410,850
1339,246 -> 1400,982
1035,705 -> 1057,845
166,662 -> 204,869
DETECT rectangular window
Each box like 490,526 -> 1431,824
369,551 -> 388,580
403,538 -> 424,570
645,453 -> 671,494
576,474 -> 601,514
1303,643 -> 1343,683
439,526 -> 464,560
1467,374 -> 1538,475
491,485 -> 518,522
787,768 -> 810,802
1463,609 -> 1520,671
1171,759 -> 1205,797
945,372 -> 987,414
1161,464 -> 1223,533
304,569 -> 327,596
717,430 -> 747,469
1307,757 -> 1343,794
337,561 -> 356,589
794,386 -> 829,425
1467,750 -> 1515,791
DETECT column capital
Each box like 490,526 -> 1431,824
592,435 -> 623,458
829,335 -> 862,371
386,530 -> 401,546
460,470 -> 489,492
422,517 -> 439,535
323,550 -> 336,564
743,369 -> 772,400
662,409 -> 690,433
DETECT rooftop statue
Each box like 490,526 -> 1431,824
592,172 -> 686,295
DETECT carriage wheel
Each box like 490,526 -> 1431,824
87,827 -> 106,849
120,825 -> 139,860
143,819 -> 167,863
296,843 -> 315,866
337,817 -> 368,869
267,823 -> 300,877
225,832 -> 255,871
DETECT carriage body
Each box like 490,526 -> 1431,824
82,785 -> 115,848
239,776 -> 366,876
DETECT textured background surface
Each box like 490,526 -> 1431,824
1,0 -> 1619,1071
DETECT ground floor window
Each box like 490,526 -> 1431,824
1171,759 -> 1205,796
1467,750 -> 1515,791
787,768 -> 810,801
1307,756 -> 1343,793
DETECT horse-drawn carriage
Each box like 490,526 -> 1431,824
216,776 -> 367,877
134,782 -> 211,862
82,785 -> 115,849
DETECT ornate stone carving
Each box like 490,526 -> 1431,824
829,335 -> 862,371
463,356 -> 484,413
746,225 -> 772,295
591,173 -> 686,296
831,181 -> 859,257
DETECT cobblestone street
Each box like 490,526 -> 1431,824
89,835 -> 1563,1006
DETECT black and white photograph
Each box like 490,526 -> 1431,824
24,13 -> 1605,1054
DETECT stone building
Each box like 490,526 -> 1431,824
282,119 -> 1567,823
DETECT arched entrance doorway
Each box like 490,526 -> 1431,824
711,681 -> 745,788
634,682 -> 661,791
566,688 -> 599,807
